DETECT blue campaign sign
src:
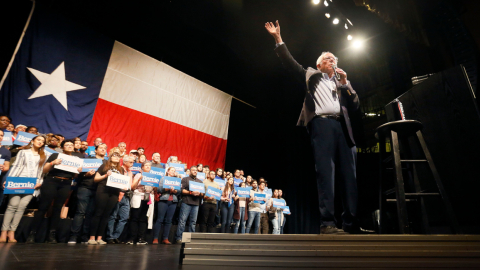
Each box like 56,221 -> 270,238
162,176 -> 181,191
273,198 -> 287,209
131,163 -> 142,174
206,186 -> 222,201
178,171 -> 186,178
253,193 -> 266,204
1,131 -> 13,146
214,178 -> 225,189
234,177 -> 243,187
168,163 -> 184,172
189,181 -> 205,193
4,177 -> 37,194
12,132 -> 36,146
283,206 -> 291,214
86,146 -> 96,157
150,167 -> 165,177
82,159 -> 103,172
236,187 -> 251,198
140,172 -> 161,187
44,147 -> 58,158
197,172 -> 206,181
265,188 -> 273,196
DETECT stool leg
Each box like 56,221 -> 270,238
416,131 -> 462,234
378,133 -> 386,234
391,130 -> 410,234
412,164 -> 431,234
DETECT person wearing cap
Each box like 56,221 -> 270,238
129,150 -> 139,162
11,124 -> 27,141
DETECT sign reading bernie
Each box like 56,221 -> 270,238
4,177 -> 37,194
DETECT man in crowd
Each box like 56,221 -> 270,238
118,142 -> 127,157
68,143 -> 107,244
93,137 -> 103,147
199,170 -> 220,233
137,147 -> 144,156
151,152 -> 163,168
175,166 -> 203,244
233,169 -> 244,187
11,124 -> 26,140
258,181 -> 270,234
80,141 -> 89,158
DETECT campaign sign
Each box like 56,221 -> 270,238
0,159 -> 4,176
236,187 -> 251,198
44,147 -> 58,158
150,167 -> 165,177
162,176 -> 181,191
177,171 -> 186,178
234,178 -> 243,187
1,131 -> 12,146
13,132 -> 35,146
131,163 -> 142,174
140,172 -> 161,187
168,163 -> 184,172
253,193 -> 266,204
265,188 -> 273,196
86,146 -> 96,157
54,153 -> 82,174
272,198 -> 287,209
106,173 -> 131,190
283,206 -> 291,214
197,172 -> 206,181
214,179 -> 225,189
206,186 -> 222,201
4,177 -> 36,194
82,159 -> 103,172
189,181 -> 205,193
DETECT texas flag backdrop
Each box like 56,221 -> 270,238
0,3 -> 232,169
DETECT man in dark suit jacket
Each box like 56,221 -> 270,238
266,21 -> 360,234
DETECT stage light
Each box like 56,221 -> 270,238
313,0 -> 320,4
325,13 -> 330,18
347,18 -> 353,26
345,24 -> 348,29
324,0 -> 329,7
347,35 -> 353,40
353,40 -> 363,49
333,18 -> 339,24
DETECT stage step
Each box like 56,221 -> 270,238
180,233 -> 480,268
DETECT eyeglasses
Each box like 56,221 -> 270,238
112,153 -> 121,157
323,56 -> 337,62
64,144 -> 74,147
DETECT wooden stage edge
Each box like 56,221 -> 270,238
180,233 -> 480,268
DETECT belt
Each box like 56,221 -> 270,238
314,114 -> 343,121
52,176 -> 73,181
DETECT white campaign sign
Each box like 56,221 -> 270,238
106,173 -> 131,190
54,153 -> 82,174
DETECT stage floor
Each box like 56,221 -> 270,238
0,243 -> 182,270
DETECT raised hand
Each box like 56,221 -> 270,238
265,20 -> 283,44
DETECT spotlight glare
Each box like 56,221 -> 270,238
324,0 -> 329,6
325,13 -> 330,18
345,23 -> 348,29
313,0 -> 320,4
333,18 -> 339,24
347,35 -> 353,40
353,40 -> 363,49
347,18 -> 353,26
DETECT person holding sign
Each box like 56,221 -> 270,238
26,139 -> 82,244
246,180 -> 267,234
174,166 -> 203,244
0,130 -> 12,208
152,166 -> 179,244
268,189 -> 285,235
1,135 -> 46,243
199,170 -> 220,233
279,190 -> 289,234
127,161 -> 155,245
87,152 -> 124,245
233,182 -> 249,234
233,169 -> 244,187
220,177 -> 236,233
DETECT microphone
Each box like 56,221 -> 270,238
332,65 -> 341,80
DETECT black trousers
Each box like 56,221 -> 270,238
199,203 -> 217,233
30,176 -> 72,233
89,186 -> 119,237
129,200 -> 149,241
307,117 -> 357,229
260,213 -> 269,234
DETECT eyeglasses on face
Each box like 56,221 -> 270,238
323,56 -> 337,62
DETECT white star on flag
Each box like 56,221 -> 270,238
27,62 -> 86,110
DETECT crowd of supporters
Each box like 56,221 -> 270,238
0,114 -> 290,244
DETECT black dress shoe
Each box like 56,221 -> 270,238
26,231 -> 36,244
114,238 -> 121,244
107,239 -> 116,244
46,230 -> 57,244
320,226 -> 347,235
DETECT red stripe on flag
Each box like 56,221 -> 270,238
87,99 -> 227,169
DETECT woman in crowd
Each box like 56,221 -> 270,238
233,181 -> 248,234
0,135 -> 46,243
152,166 -> 178,244
138,154 -> 147,163
245,180 -> 261,234
268,189 -> 284,235
215,168 -> 223,180
127,161 -> 155,244
6,123 -> 14,132
220,176 -> 235,233
279,189 -> 289,234
245,175 -> 253,187
73,137 -> 82,153
26,139 -> 82,244
88,152 -> 124,245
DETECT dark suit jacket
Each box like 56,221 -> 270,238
275,43 -> 360,145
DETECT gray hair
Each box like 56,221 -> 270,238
142,160 -> 152,167
118,142 -> 126,147
316,51 -> 338,67
122,155 -> 132,164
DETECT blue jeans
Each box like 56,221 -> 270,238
245,211 -> 261,234
153,200 -> 176,240
233,207 -> 245,234
220,201 -> 235,233
214,200 -> 221,225
281,216 -> 286,234
70,187 -> 96,238
272,210 -> 282,234
106,195 -> 130,240
175,203 -> 199,241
